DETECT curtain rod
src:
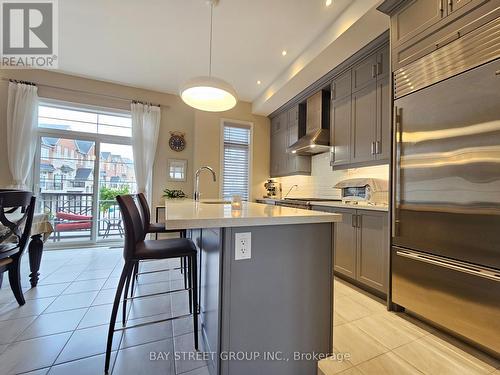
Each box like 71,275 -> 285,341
2,77 -> 169,108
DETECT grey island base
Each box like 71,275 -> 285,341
163,200 -> 341,375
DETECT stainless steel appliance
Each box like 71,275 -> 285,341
264,179 -> 281,199
287,91 -> 330,155
392,53 -> 500,357
334,178 -> 388,206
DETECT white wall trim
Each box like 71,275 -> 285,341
219,118 -> 254,201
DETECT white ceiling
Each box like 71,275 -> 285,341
57,0 -> 354,103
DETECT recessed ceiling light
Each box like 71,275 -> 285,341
282,50 -> 287,56
257,80 -> 261,85
326,0 -> 333,6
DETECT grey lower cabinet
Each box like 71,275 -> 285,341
270,105 -> 311,177
312,206 -> 389,293
188,223 -> 333,375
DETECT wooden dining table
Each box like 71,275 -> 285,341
0,213 -> 53,287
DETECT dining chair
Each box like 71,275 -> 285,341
0,190 -> 36,306
105,194 -> 198,374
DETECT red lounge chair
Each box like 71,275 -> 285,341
54,212 -> 92,241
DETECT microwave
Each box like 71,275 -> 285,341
335,178 -> 388,205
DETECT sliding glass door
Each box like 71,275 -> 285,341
35,102 -> 136,247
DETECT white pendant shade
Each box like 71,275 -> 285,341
180,76 -> 237,112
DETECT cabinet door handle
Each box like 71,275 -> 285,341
371,141 -> 376,155
357,215 -> 361,228
372,64 -> 377,78
330,147 -> 336,166
377,62 -> 382,76
376,140 -> 381,154
448,0 -> 452,12
439,0 -> 444,13
352,215 -> 357,228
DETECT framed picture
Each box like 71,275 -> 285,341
167,159 -> 187,182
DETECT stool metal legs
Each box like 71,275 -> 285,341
105,261 -> 133,374
106,254 -> 199,374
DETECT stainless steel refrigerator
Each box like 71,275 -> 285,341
391,52 -> 500,357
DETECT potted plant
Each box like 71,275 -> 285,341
163,188 -> 186,199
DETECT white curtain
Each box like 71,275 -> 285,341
131,102 -> 161,206
6,82 -> 39,190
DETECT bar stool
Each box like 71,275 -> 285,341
129,193 -> 189,299
105,194 -> 198,374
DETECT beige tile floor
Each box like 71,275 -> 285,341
0,247 -> 498,375
0,247 -> 207,375
318,278 -> 500,375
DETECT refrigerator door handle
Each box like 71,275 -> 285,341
396,250 -> 500,282
392,107 -> 402,238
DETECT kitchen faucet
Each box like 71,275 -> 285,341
284,184 -> 299,198
194,166 -> 217,201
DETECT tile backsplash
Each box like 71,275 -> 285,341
276,153 -> 389,200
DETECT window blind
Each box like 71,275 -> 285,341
222,124 -> 251,201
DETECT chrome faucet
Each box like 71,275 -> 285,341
194,166 -> 217,201
284,184 -> 299,198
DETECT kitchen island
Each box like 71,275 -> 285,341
163,199 -> 342,375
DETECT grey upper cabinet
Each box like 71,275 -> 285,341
376,75 -> 391,160
352,53 -> 378,93
270,106 -> 311,177
329,44 -> 390,169
331,94 -> 351,167
382,0 -> 492,70
357,211 -> 388,292
351,82 -> 378,164
390,0 -> 445,48
449,0 -> 472,13
331,70 -> 351,101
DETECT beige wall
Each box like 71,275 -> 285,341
193,101 -> 270,201
0,70 -> 270,206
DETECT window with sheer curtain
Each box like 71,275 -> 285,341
222,123 -> 252,201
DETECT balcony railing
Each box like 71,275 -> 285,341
39,192 -> 126,243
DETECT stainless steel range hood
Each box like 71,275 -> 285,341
286,90 -> 330,155
286,128 -> 330,155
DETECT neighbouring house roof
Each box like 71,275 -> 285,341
74,167 -> 93,181
60,164 -> 75,174
122,157 -> 133,164
41,137 -> 59,147
100,152 -> 111,160
40,163 -> 55,172
110,176 -> 121,183
75,140 -> 94,155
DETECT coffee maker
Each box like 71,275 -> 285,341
264,179 -> 281,198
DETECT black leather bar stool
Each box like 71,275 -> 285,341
105,194 -> 198,374
129,193 -> 189,298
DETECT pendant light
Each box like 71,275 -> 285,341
180,0 -> 237,112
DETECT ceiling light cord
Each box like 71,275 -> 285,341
208,3 -> 213,77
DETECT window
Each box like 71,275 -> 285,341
36,102 -> 136,246
221,122 -> 252,201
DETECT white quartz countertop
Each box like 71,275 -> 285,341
256,198 -> 388,212
162,199 -> 342,230
311,201 -> 389,212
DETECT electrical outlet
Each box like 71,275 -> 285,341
235,232 -> 251,260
